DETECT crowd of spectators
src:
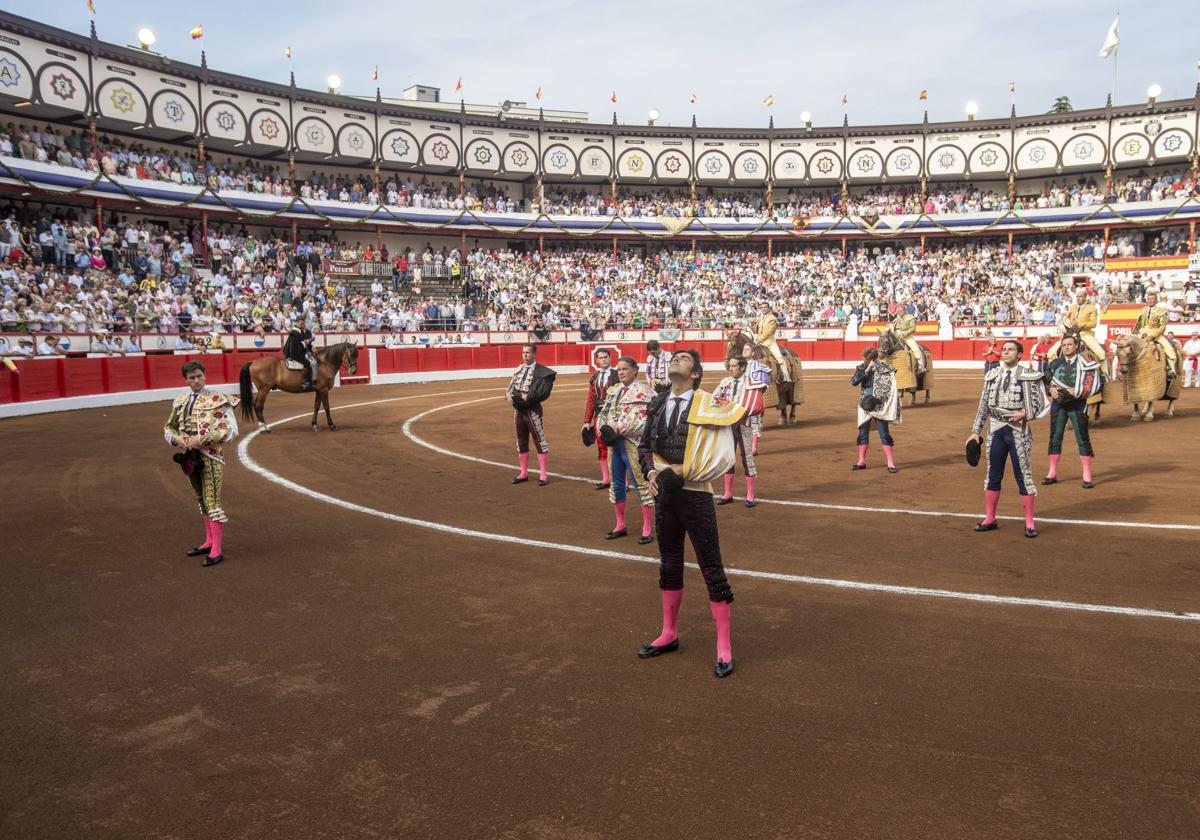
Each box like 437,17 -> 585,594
3,202 -> 1194,356
4,121 -> 1197,223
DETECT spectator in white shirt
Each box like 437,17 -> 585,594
37,335 -> 67,356
1183,331 -> 1200,388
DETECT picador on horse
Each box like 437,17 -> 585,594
283,326 -> 319,392
724,303 -> 805,426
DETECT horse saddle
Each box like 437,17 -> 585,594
284,359 -> 304,370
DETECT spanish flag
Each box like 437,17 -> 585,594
841,93 -> 848,106
189,25 -> 203,40
454,77 -> 463,94
919,89 -> 927,101
284,45 -> 292,60
762,94 -> 774,107
87,0 -> 95,14
689,93 -> 697,104
372,65 -> 378,81
611,90 -> 617,103
535,86 -> 542,100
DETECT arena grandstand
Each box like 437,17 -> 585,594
3,7 -> 1200,840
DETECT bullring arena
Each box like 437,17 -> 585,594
3,6 -> 1200,839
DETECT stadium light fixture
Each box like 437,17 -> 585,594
327,74 -> 343,94
647,108 -> 660,126
965,101 -> 979,121
801,110 -> 812,131
136,28 -> 156,50
1146,83 -> 1162,104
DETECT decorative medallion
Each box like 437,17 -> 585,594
893,152 -> 913,171
1162,133 -> 1184,153
0,57 -> 20,89
855,154 -> 875,173
549,149 -> 569,169
161,98 -> 186,124
586,154 -> 604,172
703,156 -> 723,175
258,115 -> 281,141
304,123 -> 327,146
510,147 -> 530,167
346,130 -> 366,152
215,109 -> 238,133
472,144 -> 493,165
430,140 -> 451,161
815,155 -> 834,175
1145,120 -> 1162,138
626,153 -> 645,174
109,85 -> 136,114
741,156 -> 760,174
390,135 -> 411,157
1121,138 -> 1142,157
978,148 -> 998,167
663,154 -> 682,174
1028,145 -> 1047,164
938,151 -> 957,169
49,73 -> 77,102
782,157 -> 798,172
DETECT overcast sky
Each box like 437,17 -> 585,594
9,0 -> 1199,129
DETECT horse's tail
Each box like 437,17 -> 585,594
239,363 -> 255,421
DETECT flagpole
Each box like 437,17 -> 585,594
1111,9 -> 1119,104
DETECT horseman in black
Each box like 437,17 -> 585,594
283,326 -> 317,391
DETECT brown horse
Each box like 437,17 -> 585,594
1114,334 -> 1181,422
725,329 -> 804,424
239,341 -> 359,432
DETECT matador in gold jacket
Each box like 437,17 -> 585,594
1134,290 -> 1178,370
1049,287 -> 1106,364
754,302 -> 790,381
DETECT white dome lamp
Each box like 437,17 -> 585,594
965,101 -> 979,122
1146,83 -> 1162,105
327,74 -> 343,95
647,108 -> 660,127
801,110 -> 812,131
136,27 -> 156,50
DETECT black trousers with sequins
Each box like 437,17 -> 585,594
655,488 -> 732,603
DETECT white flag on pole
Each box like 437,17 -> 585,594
1098,13 -> 1119,58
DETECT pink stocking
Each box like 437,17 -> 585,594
517,451 -> 530,478
882,445 -> 896,469
536,452 -> 548,481
1020,494 -> 1036,529
1080,455 -> 1093,483
722,473 -> 734,500
982,489 -> 1001,524
745,475 -> 756,502
599,456 -> 610,484
209,521 -> 224,556
709,600 -> 732,663
1045,453 -> 1060,480
613,500 -> 626,531
856,444 -> 868,467
651,589 -> 683,647
640,505 -> 653,538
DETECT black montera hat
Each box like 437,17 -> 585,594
965,438 -> 982,468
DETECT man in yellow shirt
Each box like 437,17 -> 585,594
754,302 -> 790,381
1134,290 -> 1178,373
1049,286 -> 1105,364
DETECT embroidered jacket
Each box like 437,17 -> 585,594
971,364 -> 1050,436
584,367 -> 619,424
1134,305 -> 1168,340
163,389 -> 241,463
597,380 -> 655,440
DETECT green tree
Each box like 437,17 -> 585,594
1050,96 -> 1074,113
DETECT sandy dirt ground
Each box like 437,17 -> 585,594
2,372 -> 1198,839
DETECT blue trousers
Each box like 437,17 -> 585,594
856,419 -> 893,446
987,425 -> 1032,496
